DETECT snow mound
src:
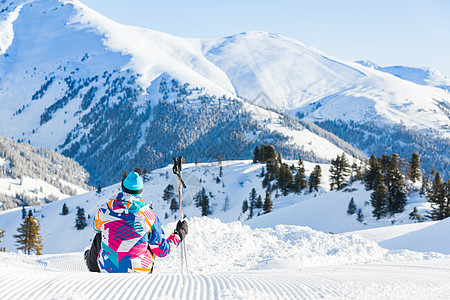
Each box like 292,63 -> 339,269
154,217 -> 444,274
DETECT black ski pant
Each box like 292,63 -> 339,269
86,232 -> 101,272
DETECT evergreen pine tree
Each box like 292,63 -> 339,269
371,177 -> 388,220
264,145 -> 277,162
409,207 -> 424,222
170,198 -> 179,213
219,166 -> 223,177
201,189 -> 210,216
75,207 -> 87,230
256,195 -> 263,209
420,175 -> 429,196
259,145 -> 266,163
162,184 -> 175,203
347,197 -> 357,215
428,172 -> 447,220
356,209 -> 364,223
248,188 -> 257,219
13,216 -> 43,255
386,154 -> 407,215
329,153 -> 351,190
97,185 -> 101,194
262,172 -> 270,189
364,155 -> 379,190
309,165 -> 322,192
242,200 -> 248,213
62,203 -> 69,215
28,210 -> 33,217
278,163 -> 294,196
263,191 -> 273,213
218,156 -> 222,165
292,159 -> 307,193
253,146 -> 260,163
408,153 -> 422,183
223,195 -> 230,212
22,206 -> 26,219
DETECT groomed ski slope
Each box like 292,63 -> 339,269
1,217 -> 450,299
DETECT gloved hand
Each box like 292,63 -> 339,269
174,220 -> 188,242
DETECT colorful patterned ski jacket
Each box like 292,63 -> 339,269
93,192 -> 181,273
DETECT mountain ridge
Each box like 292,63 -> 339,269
0,0 -> 448,184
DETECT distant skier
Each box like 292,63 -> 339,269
84,171 -> 188,273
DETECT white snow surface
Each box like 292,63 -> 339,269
356,60 -> 450,88
1,160 -> 450,298
0,218 -> 449,299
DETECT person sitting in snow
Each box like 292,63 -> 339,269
84,170 -> 188,273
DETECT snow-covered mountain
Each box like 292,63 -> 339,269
356,60 -> 450,91
0,135 -> 90,210
0,0 -> 448,185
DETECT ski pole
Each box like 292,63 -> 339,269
172,157 -> 188,274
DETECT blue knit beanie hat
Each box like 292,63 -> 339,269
122,172 -> 144,197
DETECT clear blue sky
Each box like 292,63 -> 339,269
80,0 -> 450,78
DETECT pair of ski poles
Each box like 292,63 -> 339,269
172,156 -> 188,275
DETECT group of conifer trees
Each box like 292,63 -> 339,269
364,154 -> 409,219
363,152 -> 449,221
248,144 -> 324,218
254,145 -> 323,197
241,188 -> 273,218
1,203 -> 89,254
421,169 -> 450,221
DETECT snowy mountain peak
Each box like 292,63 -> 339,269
355,60 -> 450,89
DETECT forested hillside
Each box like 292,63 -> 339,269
0,135 -> 90,210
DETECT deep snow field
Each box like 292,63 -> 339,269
1,160 -> 450,299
